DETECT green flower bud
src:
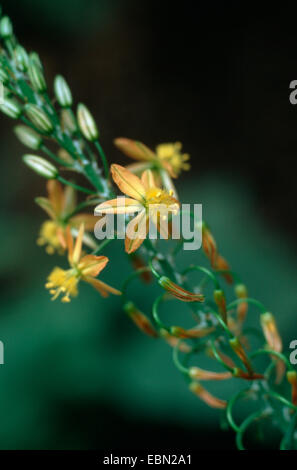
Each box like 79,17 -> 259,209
14,125 -> 42,150
29,52 -> 43,70
23,155 -> 58,179
61,108 -> 77,133
54,75 -> 72,108
0,16 -> 13,38
14,45 -> 29,71
25,104 -> 53,134
77,103 -> 99,141
0,67 -> 9,84
28,60 -> 47,92
0,98 -> 22,118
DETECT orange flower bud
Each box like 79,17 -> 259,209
235,283 -> 248,323
159,328 -> 191,352
189,382 -> 227,409
170,325 -> 214,339
214,254 -> 233,284
214,289 -> 227,323
229,337 -> 253,375
189,366 -> 232,381
287,371 -> 297,406
202,224 -> 217,266
158,276 -> 204,303
233,368 -> 264,380
260,313 -> 284,384
124,302 -> 158,338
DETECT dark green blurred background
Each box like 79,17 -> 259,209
0,0 -> 296,450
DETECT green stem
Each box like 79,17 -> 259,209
57,176 -> 96,195
95,140 -> 109,179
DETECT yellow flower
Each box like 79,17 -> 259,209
95,164 -> 180,254
114,137 -> 190,179
45,224 -> 121,302
36,180 -> 97,254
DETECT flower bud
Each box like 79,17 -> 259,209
25,104 -> 53,134
14,125 -> 42,150
60,109 -> 77,134
0,67 -> 9,84
159,328 -> 191,352
14,45 -> 29,71
0,98 -> 22,118
233,368 -> 264,380
28,60 -> 47,92
287,370 -> 297,406
23,155 -> 58,179
229,337 -> 253,376
202,223 -> 217,266
215,254 -> 233,283
214,289 -> 227,322
170,325 -> 214,339
235,283 -> 248,322
29,52 -> 43,70
260,312 -> 282,352
158,276 -> 205,302
189,382 -> 227,409
124,301 -> 158,337
0,16 -> 13,38
54,75 -> 72,108
189,366 -> 232,381
77,103 -> 99,141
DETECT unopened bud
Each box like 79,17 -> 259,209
215,254 -> 233,283
29,52 -> 43,70
25,104 -> 53,134
54,75 -> 72,108
202,223 -> 217,266
287,371 -> 297,406
14,125 -> 42,150
229,337 -> 253,375
28,60 -> 47,92
0,98 -> 22,118
189,366 -> 232,381
170,325 -> 214,339
189,382 -> 227,409
235,283 -> 248,322
0,67 -> 9,84
214,289 -> 227,322
77,103 -> 99,141
260,312 -> 282,353
23,155 -> 58,179
14,45 -> 29,71
124,301 -> 158,338
0,16 -> 13,38
60,109 -> 77,134
158,276 -> 204,302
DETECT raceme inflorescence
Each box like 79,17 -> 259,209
0,5 -> 296,450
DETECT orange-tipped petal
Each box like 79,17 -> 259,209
79,255 -> 109,277
66,225 -> 74,264
70,213 -> 98,231
125,210 -> 148,254
114,137 -> 155,161
47,180 -> 64,215
86,277 -> 121,297
141,169 -> 156,191
35,197 -> 56,219
95,197 -> 143,215
72,223 -> 84,265
111,164 -> 146,201
189,382 -> 227,409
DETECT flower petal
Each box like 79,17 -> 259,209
35,197 -> 55,219
71,213 -> 98,231
79,255 -> 108,277
141,169 -> 156,191
86,277 -> 122,297
111,164 -> 146,201
114,137 -> 155,161
72,223 -> 84,265
125,210 -> 148,254
95,197 -> 143,215
47,180 -> 64,215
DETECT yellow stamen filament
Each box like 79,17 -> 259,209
45,267 -> 78,302
37,220 -> 64,255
